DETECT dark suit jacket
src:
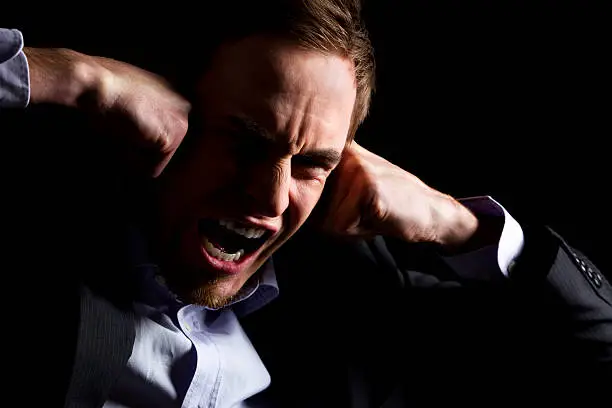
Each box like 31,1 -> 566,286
18,220 -> 610,407
4,109 -> 611,406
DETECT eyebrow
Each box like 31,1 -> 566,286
228,115 -> 343,168
297,148 -> 342,169
229,115 -> 276,143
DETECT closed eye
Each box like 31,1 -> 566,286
292,154 -> 336,172
294,149 -> 342,171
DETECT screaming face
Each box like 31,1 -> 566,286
151,35 -> 357,307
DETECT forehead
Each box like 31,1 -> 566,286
196,35 -> 357,151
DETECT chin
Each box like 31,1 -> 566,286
184,281 -> 243,309
162,251 -> 272,309
161,264 -> 248,308
157,215 -> 288,307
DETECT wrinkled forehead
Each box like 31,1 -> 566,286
198,36 -> 355,99
195,35 -> 357,149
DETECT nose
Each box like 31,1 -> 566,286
244,158 -> 291,218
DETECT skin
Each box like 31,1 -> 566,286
23,38 -> 480,309
151,36 -> 357,307
24,47 -> 191,177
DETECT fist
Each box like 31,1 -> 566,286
318,142 -> 479,248
91,56 -> 190,177
26,47 -> 191,177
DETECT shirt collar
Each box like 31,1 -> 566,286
231,259 -> 278,317
127,225 -> 279,317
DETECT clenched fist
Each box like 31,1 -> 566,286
24,47 -> 190,177
318,142 -> 480,248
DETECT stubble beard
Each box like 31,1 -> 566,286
162,270 -> 243,309
184,278 -> 241,309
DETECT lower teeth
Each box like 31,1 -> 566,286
202,237 -> 244,262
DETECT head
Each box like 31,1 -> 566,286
150,0 -> 375,307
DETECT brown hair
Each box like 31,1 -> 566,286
173,0 -> 375,141
283,0 -> 376,140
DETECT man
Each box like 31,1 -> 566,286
1,1 -> 610,406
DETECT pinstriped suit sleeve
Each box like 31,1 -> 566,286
511,225 -> 612,368
378,219 -> 612,370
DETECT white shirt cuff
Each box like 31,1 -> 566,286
458,195 -> 525,277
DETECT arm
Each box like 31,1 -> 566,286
1,27 -> 190,177
509,224 -> 612,367
320,141 -> 612,372
0,28 -> 97,108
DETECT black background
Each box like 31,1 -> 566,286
358,1 -> 609,273
3,1 -> 609,274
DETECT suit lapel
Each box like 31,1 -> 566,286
241,231 -> 409,408
64,284 -> 135,408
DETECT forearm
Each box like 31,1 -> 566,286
511,225 -> 612,366
430,196 -> 493,250
24,47 -> 99,107
1,26 -> 110,109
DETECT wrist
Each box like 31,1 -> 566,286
24,47 -> 99,107
434,197 -> 480,249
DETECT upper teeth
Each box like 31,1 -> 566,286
219,219 -> 266,239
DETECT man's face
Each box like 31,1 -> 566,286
152,36 -> 357,307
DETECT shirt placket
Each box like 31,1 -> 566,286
177,305 -> 223,408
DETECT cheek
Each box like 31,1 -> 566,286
287,180 -> 325,230
193,140 -> 240,187
159,137 -> 240,213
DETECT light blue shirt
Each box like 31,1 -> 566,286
105,250 -> 279,408
1,28 -> 526,408
0,28 -> 29,107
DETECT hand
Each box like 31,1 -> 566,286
318,142 -> 479,248
24,47 -> 190,177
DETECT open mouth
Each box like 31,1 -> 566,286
198,218 -> 271,267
